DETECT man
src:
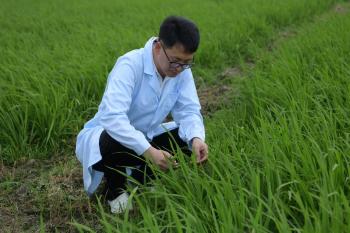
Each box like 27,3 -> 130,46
76,16 -> 208,214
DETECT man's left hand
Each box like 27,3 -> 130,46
192,138 -> 208,164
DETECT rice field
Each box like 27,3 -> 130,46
0,0 -> 349,232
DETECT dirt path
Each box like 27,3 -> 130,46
0,156 -> 100,232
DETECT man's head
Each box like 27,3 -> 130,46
153,16 -> 200,77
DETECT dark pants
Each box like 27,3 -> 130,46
92,128 -> 191,201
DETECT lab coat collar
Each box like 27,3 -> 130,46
143,37 -> 158,76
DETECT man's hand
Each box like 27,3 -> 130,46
192,138 -> 208,164
143,146 -> 178,171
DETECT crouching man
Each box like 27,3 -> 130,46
76,15 -> 208,214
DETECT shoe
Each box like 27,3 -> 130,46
108,192 -> 133,214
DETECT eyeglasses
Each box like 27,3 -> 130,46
160,41 -> 194,70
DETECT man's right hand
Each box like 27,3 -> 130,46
143,146 -> 177,171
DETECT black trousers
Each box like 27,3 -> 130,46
92,128 -> 191,201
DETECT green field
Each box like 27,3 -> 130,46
1,0 -> 349,232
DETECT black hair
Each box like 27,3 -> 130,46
158,16 -> 200,53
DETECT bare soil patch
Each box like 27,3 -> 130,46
333,2 -> 350,14
0,156 -> 100,232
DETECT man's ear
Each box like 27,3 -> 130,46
154,40 -> 161,53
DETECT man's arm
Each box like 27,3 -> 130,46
171,70 -> 208,162
99,57 -> 150,155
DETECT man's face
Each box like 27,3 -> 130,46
154,40 -> 195,77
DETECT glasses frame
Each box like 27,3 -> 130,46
159,41 -> 195,70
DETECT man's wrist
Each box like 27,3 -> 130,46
191,137 -> 202,143
143,146 -> 156,158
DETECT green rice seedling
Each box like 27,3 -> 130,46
0,0 -> 341,162
76,5 -> 350,232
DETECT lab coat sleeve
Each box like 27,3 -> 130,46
171,73 -> 205,148
99,58 -> 151,155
